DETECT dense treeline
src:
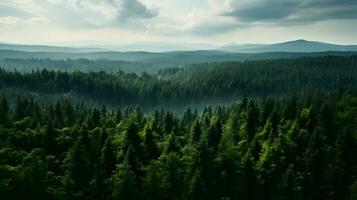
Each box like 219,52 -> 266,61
0,68 -> 173,108
171,55 -> 357,97
0,58 -> 157,73
0,93 -> 356,200
1,56 -> 357,108
1,49 -> 356,65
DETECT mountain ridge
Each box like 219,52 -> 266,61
2,39 -> 357,53
0,43 -> 105,52
220,39 -> 357,53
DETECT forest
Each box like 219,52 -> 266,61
0,55 -> 356,200
0,93 -> 356,200
0,56 -> 356,109
0,58 -> 155,73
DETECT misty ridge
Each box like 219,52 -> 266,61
1,39 -> 357,74
0,40 -> 357,112
0,54 -> 356,111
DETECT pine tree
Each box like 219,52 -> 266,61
55,102 -> 64,126
242,156 -> 259,200
207,118 -> 222,153
65,125 -> 94,193
164,133 -> 178,154
17,149 -> 48,200
112,157 -> 139,200
0,96 -> 10,127
143,125 -> 160,161
190,119 -> 202,144
188,135 -> 216,200
101,136 -> 117,177
91,108 -> 101,128
164,111 -> 174,134
160,152 -> 184,200
123,120 -> 142,153
246,101 -> 259,142
44,123 -> 58,155
143,161 -> 166,200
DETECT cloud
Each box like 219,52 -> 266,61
76,0 -> 158,23
145,1 -> 243,37
0,4 -> 32,18
0,16 -> 22,25
0,0 -> 158,29
222,0 -> 357,24
0,1 -> 48,28
181,8 -> 241,36
115,0 -> 158,22
1,0 -> 357,45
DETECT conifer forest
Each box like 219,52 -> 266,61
0,55 -> 356,200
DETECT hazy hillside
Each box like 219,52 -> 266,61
1,40 -> 357,74
1,49 -> 357,67
1,55 -> 356,109
220,39 -> 357,53
0,43 -> 104,52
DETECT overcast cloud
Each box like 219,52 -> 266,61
222,0 -> 357,24
0,0 -> 356,47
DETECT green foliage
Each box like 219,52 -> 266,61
112,159 -> 139,200
0,93 -> 356,200
1,56 -> 357,109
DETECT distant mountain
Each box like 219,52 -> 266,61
0,43 -> 104,52
0,40 -> 357,69
220,39 -> 357,53
0,42 -> 217,52
2,40 -> 357,54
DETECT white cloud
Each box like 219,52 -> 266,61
0,16 -> 23,25
0,0 -> 357,46
0,0 -> 158,28
144,1 -> 240,36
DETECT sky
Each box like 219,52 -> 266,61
1,0 -> 357,49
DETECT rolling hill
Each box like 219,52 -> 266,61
0,43 -> 104,52
0,49 -> 356,66
220,39 -> 357,53
0,40 -> 357,73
